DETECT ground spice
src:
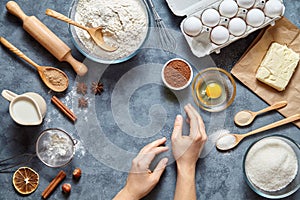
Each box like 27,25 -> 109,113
164,60 -> 191,88
43,69 -> 68,90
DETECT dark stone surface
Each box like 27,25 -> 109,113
0,0 -> 299,199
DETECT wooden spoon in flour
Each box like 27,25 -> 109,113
0,37 -> 69,92
46,9 -> 118,52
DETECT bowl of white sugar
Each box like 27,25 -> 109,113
243,135 -> 300,199
69,0 -> 150,64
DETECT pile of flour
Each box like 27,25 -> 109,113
75,0 -> 148,60
245,137 -> 298,192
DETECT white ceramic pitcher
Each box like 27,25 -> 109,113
1,89 -> 47,125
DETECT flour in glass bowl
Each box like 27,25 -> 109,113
74,0 -> 148,61
245,137 -> 298,192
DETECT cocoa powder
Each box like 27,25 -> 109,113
164,60 -> 191,88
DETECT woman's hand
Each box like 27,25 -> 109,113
172,103 -> 207,169
171,104 -> 207,200
113,137 -> 169,200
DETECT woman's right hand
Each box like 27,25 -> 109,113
171,104 -> 207,169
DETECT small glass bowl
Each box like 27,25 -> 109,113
192,67 -> 236,112
68,0 -> 150,64
36,128 -> 76,168
243,135 -> 300,199
161,58 -> 193,91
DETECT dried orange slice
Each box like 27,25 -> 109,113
12,167 -> 39,195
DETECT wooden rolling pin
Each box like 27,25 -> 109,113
6,1 -> 88,76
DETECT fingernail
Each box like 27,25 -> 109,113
176,115 -> 182,121
162,158 -> 168,165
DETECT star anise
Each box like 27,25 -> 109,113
76,82 -> 88,95
91,81 -> 104,95
78,97 -> 88,108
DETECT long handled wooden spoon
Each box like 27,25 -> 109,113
234,101 -> 288,126
0,37 -> 69,92
45,9 -> 118,52
6,1 -> 88,76
216,113 -> 300,151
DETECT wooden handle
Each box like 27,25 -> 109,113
255,100 -> 288,115
0,37 -> 40,69
245,114 -> 300,137
62,52 -> 88,76
45,9 -> 87,30
6,1 -> 28,21
6,2 -> 88,76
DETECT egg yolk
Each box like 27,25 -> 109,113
205,83 -> 222,99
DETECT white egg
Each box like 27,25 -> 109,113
237,0 -> 255,9
219,0 -> 238,18
264,0 -> 283,18
228,18 -> 247,36
183,16 -> 203,37
210,26 -> 230,45
246,8 -> 265,27
201,9 -> 220,27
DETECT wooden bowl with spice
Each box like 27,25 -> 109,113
161,58 -> 193,90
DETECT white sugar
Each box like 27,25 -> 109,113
245,138 -> 298,192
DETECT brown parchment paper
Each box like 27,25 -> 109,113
231,17 -> 300,128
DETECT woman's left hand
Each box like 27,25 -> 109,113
113,137 -> 169,200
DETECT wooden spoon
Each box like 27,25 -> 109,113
45,9 -> 118,52
234,101 -> 287,126
216,113 -> 300,151
0,37 -> 68,92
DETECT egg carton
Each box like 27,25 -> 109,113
166,0 -> 285,57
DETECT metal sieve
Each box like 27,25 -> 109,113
0,128 -> 76,172
36,128 -> 76,168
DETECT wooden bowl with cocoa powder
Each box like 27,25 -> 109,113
161,58 -> 193,90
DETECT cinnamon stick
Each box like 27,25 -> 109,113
51,95 -> 77,122
42,170 -> 66,199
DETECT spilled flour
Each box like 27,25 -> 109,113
74,0 -> 148,60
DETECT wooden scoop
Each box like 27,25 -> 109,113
0,37 -> 68,92
216,113 -> 300,151
45,9 -> 118,52
6,1 -> 88,76
234,101 -> 288,126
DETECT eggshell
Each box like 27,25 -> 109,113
210,26 -> 230,45
228,18 -> 247,36
264,0 -> 283,18
246,8 -> 265,27
219,0 -> 238,18
237,0 -> 255,9
183,16 -> 203,36
201,9 -> 220,27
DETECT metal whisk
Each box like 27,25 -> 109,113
147,0 -> 176,52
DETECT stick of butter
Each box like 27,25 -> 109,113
256,43 -> 299,91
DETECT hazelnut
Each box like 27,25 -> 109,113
73,168 -> 82,180
62,183 -> 71,194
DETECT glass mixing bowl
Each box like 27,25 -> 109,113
68,0 -> 150,64
36,128 -> 76,168
243,135 -> 300,199
192,67 -> 236,112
